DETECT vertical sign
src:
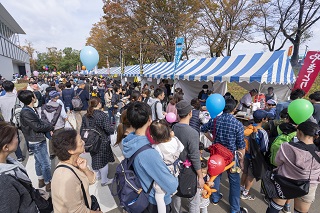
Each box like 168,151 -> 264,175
293,51 -> 320,94
174,37 -> 184,70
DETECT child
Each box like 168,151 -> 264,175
265,99 -> 277,119
200,159 -> 213,213
149,119 -> 184,213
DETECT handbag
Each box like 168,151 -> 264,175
262,142 -> 320,199
56,165 -> 101,211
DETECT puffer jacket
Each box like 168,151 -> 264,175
20,106 -> 53,142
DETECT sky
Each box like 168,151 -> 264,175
2,0 -> 320,59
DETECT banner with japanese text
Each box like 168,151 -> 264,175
293,51 -> 320,94
174,37 -> 184,70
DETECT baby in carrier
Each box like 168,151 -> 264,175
149,119 -> 184,213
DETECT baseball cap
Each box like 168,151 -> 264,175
176,100 -> 193,116
49,91 -> 60,99
266,99 -> 277,105
78,80 -> 85,85
253,109 -> 272,120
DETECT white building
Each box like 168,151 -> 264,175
0,3 -> 30,80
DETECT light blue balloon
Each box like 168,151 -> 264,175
206,94 -> 226,118
80,46 -> 99,71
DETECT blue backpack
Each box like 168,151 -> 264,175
111,144 -> 154,213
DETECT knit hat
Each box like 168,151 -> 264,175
176,100 -> 193,116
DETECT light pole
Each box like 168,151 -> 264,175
140,41 -> 143,75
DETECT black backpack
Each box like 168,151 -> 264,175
111,144 -> 154,213
80,116 -> 102,155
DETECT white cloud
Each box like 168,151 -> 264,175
1,0 -> 104,52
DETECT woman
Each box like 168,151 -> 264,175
166,93 -> 183,122
0,122 -> 38,212
104,84 -> 113,122
51,129 -> 102,213
142,88 -> 150,104
266,121 -> 320,213
115,110 -> 135,150
81,97 -> 115,186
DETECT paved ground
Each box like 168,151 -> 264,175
17,127 -> 320,213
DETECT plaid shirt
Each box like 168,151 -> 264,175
201,113 -> 245,153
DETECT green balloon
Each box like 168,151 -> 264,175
288,99 -> 314,124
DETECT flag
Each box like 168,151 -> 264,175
293,51 -> 320,94
174,37 -> 184,70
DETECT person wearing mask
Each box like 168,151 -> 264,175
51,129 -> 102,213
18,90 -> 54,192
74,80 -> 90,132
0,122 -> 38,212
198,84 -> 211,107
62,81 -> 75,111
237,89 -> 258,112
80,97 -> 114,186
265,87 -> 277,102
266,121 -> 320,213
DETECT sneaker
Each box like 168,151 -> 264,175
211,193 -> 223,205
240,207 -> 248,213
282,204 -> 291,213
38,179 -> 45,188
45,182 -> 51,192
101,178 -> 113,186
240,193 -> 256,200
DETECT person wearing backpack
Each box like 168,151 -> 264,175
0,81 -> 24,162
0,122 -> 39,212
18,90 -> 54,192
240,110 -> 270,201
121,102 -> 178,212
81,97 -> 115,186
61,81 -> 75,111
147,88 -> 166,121
74,80 -> 90,132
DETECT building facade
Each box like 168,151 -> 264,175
0,3 -> 30,80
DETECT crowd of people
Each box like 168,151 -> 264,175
0,74 -> 319,213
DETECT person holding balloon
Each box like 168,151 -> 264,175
201,96 -> 248,213
148,119 -> 184,213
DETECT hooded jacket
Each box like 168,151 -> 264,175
0,157 -> 38,212
122,133 -> 178,205
147,97 -> 164,120
41,101 -> 65,130
276,142 -> 320,184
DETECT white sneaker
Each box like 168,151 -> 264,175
101,178 -> 113,186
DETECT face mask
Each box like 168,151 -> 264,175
203,89 -> 208,92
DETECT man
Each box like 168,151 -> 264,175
74,80 -> 90,132
265,87 -> 277,102
309,91 -> 320,125
41,91 -> 67,159
276,89 -> 305,120
198,84 -> 211,107
122,102 -> 178,212
62,81 -> 75,111
201,98 -> 248,213
0,81 -> 24,161
147,88 -> 166,121
172,100 -> 204,213
237,89 -> 258,112
240,110 -> 269,201
0,81 -> 6,96
18,90 -> 53,192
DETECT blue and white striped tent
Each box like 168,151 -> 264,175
124,64 -> 154,77
175,50 -> 294,84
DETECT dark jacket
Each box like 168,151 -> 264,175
0,157 -> 38,213
20,106 -> 53,142
62,88 -> 75,110
76,88 -> 90,110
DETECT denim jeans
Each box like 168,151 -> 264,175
211,172 -> 241,213
29,141 -> 52,183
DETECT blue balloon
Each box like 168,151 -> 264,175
80,46 -> 99,71
206,94 -> 226,118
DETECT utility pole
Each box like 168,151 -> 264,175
140,41 -> 143,75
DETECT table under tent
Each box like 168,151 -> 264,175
119,50 -> 295,103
